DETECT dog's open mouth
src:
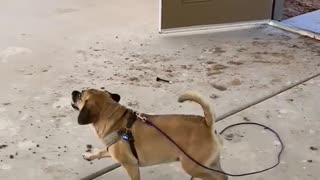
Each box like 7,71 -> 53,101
71,103 -> 79,111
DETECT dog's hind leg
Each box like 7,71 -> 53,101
180,156 -> 228,180
207,156 -> 228,180
122,163 -> 140,180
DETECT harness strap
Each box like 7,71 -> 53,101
124,111 -> 139,160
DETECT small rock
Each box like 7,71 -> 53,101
307,160 -> 313,163
41,157 -> 46,160
3,103 -> 11,106
86,144 -> 92,149
36,144 -> 40,147
9,155 -> 14,159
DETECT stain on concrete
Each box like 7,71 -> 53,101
0,47 -> 32,63
55,8 -> 79,14
231,78 -> 241,86
228,61 -> 244,65
0,164 -> 12,170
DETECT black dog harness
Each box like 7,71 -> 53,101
103,110 -> 139,160
121,111 -> 139,159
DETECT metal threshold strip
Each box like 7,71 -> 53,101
159,20 -> 269,34
160,19 -> 320,41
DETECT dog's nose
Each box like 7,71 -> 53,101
72,90 -> 79,97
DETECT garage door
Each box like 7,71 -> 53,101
160,0 -> 274,30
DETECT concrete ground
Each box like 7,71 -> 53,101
0,0 -> 319,180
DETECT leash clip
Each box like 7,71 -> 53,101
136,112 -> 147,123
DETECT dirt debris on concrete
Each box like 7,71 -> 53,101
230,78 -> 241,86
310,146 -> 318,151
284,0 -> 320,19
209,94 -> 219,99
227,61 -> 244,65
0,144 -> 8,149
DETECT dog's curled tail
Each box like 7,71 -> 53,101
178,92 -> 215,128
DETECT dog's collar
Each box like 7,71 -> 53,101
102,130 -> 122,148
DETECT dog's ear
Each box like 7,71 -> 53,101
110,93 -> 121,103
78,100 -> 99,125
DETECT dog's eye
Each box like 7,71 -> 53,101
79,93 -> 82,99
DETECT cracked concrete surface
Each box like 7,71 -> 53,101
0,0 -> 319,179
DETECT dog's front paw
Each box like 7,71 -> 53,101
82,152 -> 95,161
